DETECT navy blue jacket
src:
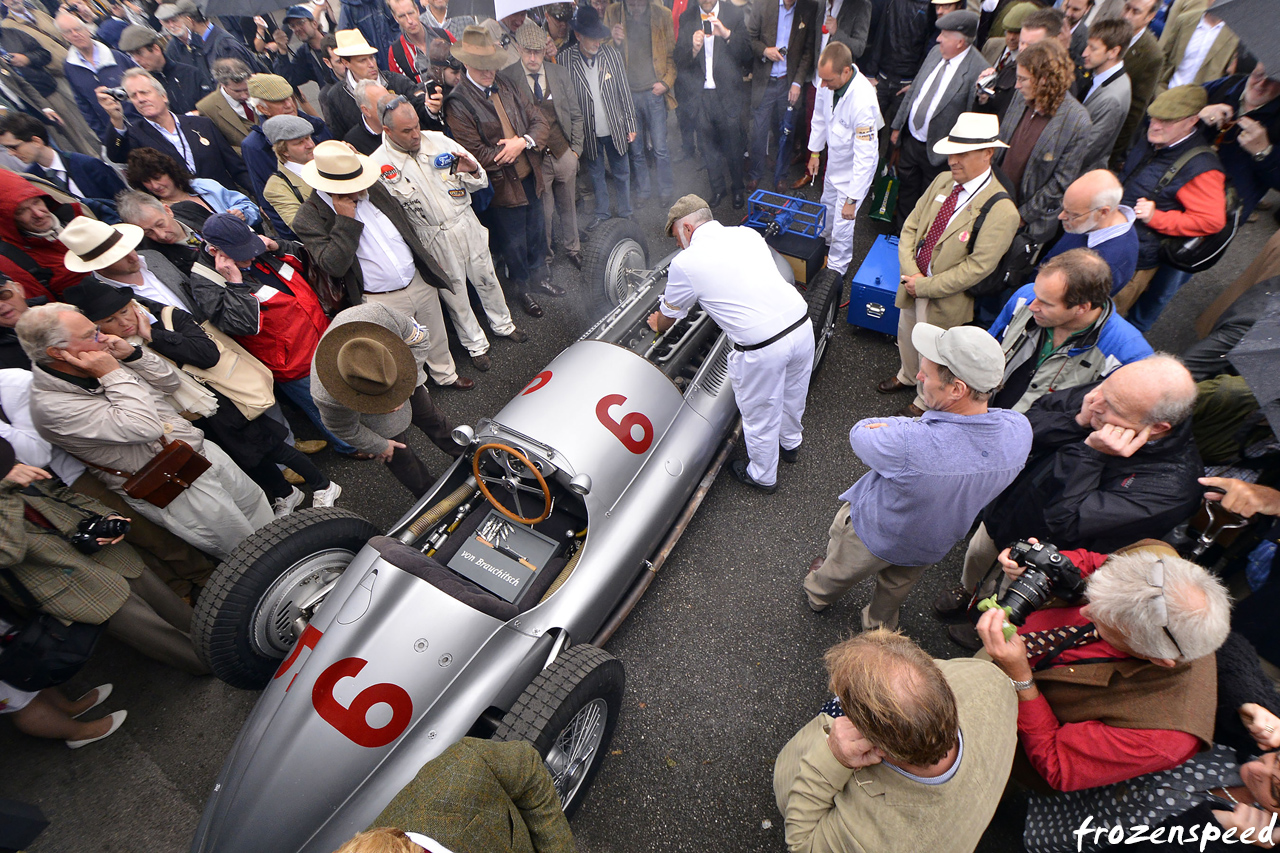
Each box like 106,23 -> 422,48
1041,224 -> 1141,296
1120,126 -> 1222,269
104,112 -> 251,193
240,113 -> 331,238
26,150 -> 126,202
1203,74 -> 1280,219
63,45 -> 135,138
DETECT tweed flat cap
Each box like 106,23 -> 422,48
247,73 -> 293,101
1147,84 -> 1208,121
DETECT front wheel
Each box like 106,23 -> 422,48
492,644 -> 625,818
583,218 -> 649,314
191,507 -> 379,689
804,267 -> 842,375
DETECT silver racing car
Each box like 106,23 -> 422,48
187,221 -> 841,853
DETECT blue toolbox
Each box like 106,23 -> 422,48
744,190 -> 828,283
848,234 -> 901,336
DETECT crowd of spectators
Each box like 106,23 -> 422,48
2,0 -> 1280,850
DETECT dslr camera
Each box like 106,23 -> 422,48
998,540 -> 1085,625
68,514 -> 131,555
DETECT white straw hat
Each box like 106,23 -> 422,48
932,112 -> 1010,155
300,140 -> 380,194
58,217 -> 144,273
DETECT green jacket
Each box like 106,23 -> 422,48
373,738 -> 575,853
0,476 -> 143,625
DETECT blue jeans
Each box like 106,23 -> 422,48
276,375 -> 357,455
629,89 -> 674,200
749,76 -> 792,184
585,135 -> 632,219
1128,266 -> 1194,332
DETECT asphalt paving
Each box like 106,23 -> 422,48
2,149 -> 1274,853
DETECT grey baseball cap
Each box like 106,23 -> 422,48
911,323 -> 1005,393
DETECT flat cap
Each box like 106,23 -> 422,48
1001,2 -> 1035,31
936,9 -> 978,38
513,18 -> 549,52
154,3 -> 181,20
248,73 -> 293,101
665,194 -> 710,236
118,24 -> 162,52
263,114 -> 313,144
1147,84 -> 1207,121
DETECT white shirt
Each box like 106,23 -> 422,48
98,253 -> 194,314
922,168 -> 993,275
1084,60 -> 1124,103
406,831 -> 458,853
1168,16 -> 1225,87
1128,26 -> 1147,48
660,220 -> 808,345
318,190 -> 417,293
145,112 -> 197,172
0,368 -> 84,485
812,0 -> 845,84
44,150 -> 83,197
771,0 -> 794,77
222,86 -> 251,121
908,46 -> 971,143
701,1 -> 719,89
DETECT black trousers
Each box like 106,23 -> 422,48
894,131 -> 946,230
386,385 -> 462,497
486,174 -> 548,293
247,442 -> 329,500
696,89 -> 746,195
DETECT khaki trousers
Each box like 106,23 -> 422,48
804,503 -> 926,630
107,567 -> 209,674
541,148 -> 580,255
960,522 -> 1002,594
1113,267 -> 1157,316
364,272 -> 459,385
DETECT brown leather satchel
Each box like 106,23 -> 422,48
83,439 -> 212,508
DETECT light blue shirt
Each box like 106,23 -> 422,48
772,0 -> 794,77
840,409 -> 1032,566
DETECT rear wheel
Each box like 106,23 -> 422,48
804,267 -> 842,374
582,218 -> 649,313
191,507 -> 379,689
493,644 -> 625,817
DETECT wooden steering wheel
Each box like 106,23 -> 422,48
471,441 -> 553,525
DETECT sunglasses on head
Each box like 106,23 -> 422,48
380,94 -> 412,124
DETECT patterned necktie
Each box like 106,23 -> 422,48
995,48 -> 1011,74
912,58 -> 949,133
1021,621 -> 1101,660
532,72 -> 543,100
914,182 -> 963,273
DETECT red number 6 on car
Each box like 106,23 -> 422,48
311,657 -> 414,748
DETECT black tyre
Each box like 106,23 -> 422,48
804,267 -> 842,374
192,507 -> 379,689
582,218 -> 649,313
493,644 -> 625,818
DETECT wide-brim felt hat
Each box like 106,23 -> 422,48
450,24 -> 510,70
301,139 -> 380,194
933,111 -> 1010,155
333,28 -> 378,57
59,217 -> 144,273
314,321 -> 418,414
571,5 -> 610,40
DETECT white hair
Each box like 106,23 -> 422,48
55,11 -> 95,35
16,303 -> 79,365
1091,182 -> 1123,211
121,67 -> 166,97
675,207 -> 713,233
1142,352 -> 1197,426
1086,550 -> 1231,662
115,189 -> 166,225
354,78 -> 384,110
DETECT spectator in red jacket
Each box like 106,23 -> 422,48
0,169 -> 87,300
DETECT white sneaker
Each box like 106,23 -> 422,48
273,486 -> 305,518
66,710 -> 126,749
311,481 -> 342,508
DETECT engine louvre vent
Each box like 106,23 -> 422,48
694,341 -> 730,394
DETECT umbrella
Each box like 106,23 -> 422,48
1228,292 -> 1280,438
1209,0 -> 1280,79
492,0 -> 544,20
772,103 -> 798,190
452,0 -> 498,19
201,0 -> 289,20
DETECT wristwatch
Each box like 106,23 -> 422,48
1254,144 -> 1273,163
522,134 -> 536,150
1009,676 -> 1034,692
845,196 -> 855,206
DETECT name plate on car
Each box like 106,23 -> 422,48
447,510 -> 559,603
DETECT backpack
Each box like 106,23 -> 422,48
961,190 -> 1037,299
1153,144 -> 1243,273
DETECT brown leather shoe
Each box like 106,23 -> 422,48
439,376 -> 475,391
897,403 -> 925,417
791,173 -> 814,190
876,376 -> 911,394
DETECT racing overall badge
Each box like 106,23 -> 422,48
448,187 -> 466,198
380,165 -> 401,183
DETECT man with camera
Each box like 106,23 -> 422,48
937,354 -> 1204,648
975,538 -> 1230,791
0,436 -> 208,674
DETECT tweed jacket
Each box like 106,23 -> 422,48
196,87 -> 255,154
444,74 -> 550,208
500,60 -> 585,156
1111,28 -> 1160,169
896,169 -> 1020,327
292,182 -> 452,309
892,44 -> 988,167
747,0 -> 817,108
1157,10 -> 1238,92
373,738 -> 574,853
1081,67 -> 1131,172
562,43 -> 637,159
772,658 -> 1018,853
995,91 -> 1093,245
604,1 -> 678,108
0,474 -> 143,625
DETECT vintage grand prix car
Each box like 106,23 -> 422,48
187,220 -> 841,853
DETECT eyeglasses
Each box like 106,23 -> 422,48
1148,559 -> 1187,659
379,94 -> 410,125
1058,206 -> 1100,221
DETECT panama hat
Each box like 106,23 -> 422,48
58,217 -> 144,273
314,321 -> 418,414
301,140 -> 379,194
932,112 -> 1010,155
333,28 -> 378,57
450,24 -> 510,71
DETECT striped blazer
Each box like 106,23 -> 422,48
562,43 -> 637,160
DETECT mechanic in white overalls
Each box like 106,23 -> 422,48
370,95 -> 527,372
805,40 -> 881,277
647,196 -> 814,494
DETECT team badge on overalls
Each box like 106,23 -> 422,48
380,165 -> 401,183
448,187 -> 466,198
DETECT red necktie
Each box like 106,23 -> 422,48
914,183 -> 964,274
242,103 -> 254,122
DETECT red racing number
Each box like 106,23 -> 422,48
275,623 -> 323,683
595,394 -> 654,454
312,657 -> 413,748
521,370 -> 552,395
